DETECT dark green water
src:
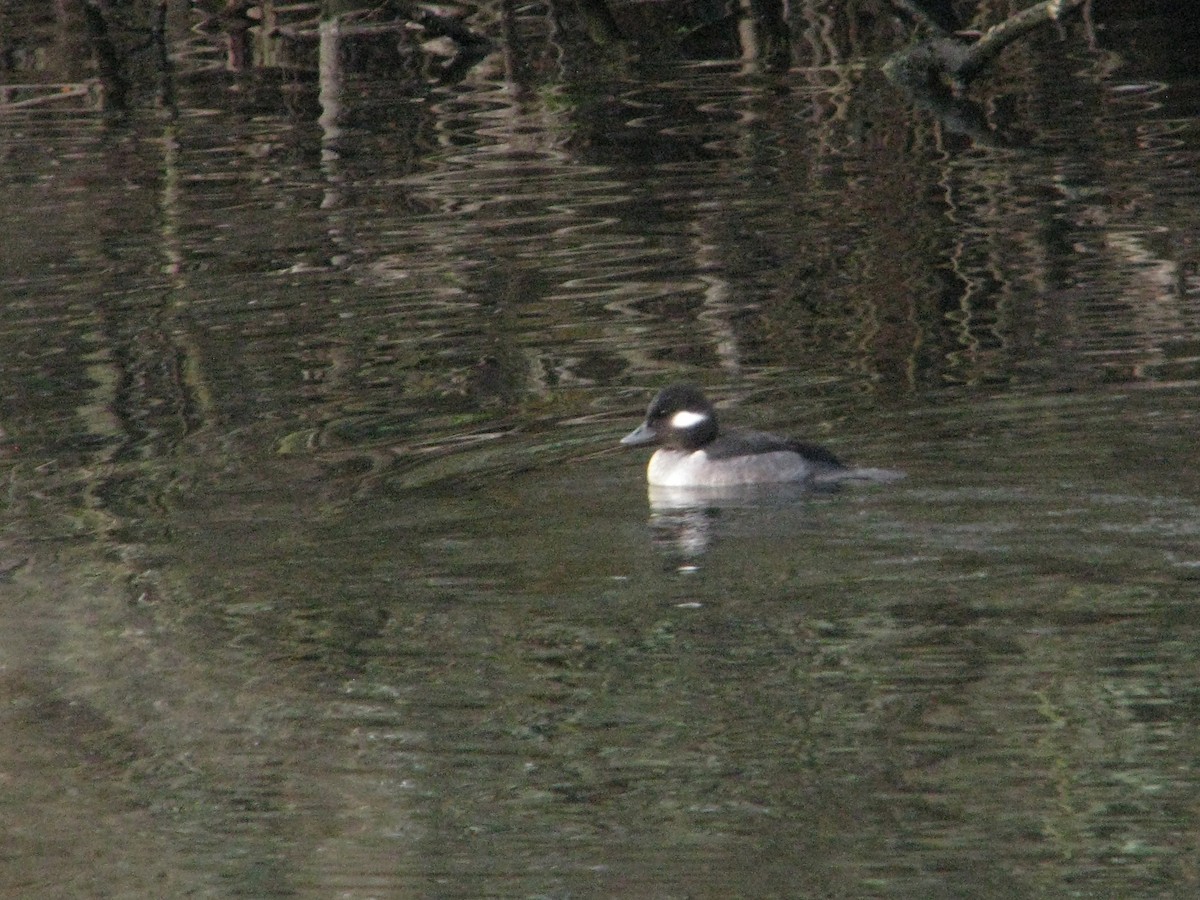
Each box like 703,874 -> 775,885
3,2 -> 1200,896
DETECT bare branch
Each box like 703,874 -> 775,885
885,0 -> 1087,98
952,0 -> 1086,84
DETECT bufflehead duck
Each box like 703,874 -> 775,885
621,384 -> 900,488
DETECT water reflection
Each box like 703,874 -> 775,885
4,0 -> 1200,896
644,482 -> 839,568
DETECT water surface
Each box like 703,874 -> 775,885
3,1 -> 1200,896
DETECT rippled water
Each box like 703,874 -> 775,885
3,1 -> 1200,897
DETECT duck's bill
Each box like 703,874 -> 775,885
620,422 -> 658,446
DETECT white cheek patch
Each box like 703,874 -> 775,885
670,410 -> 710,429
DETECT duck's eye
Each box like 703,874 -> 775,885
670,410 -> 709,429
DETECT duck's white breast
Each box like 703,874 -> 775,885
646,448 -> 815,486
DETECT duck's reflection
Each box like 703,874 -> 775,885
645,483 -> 831,568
